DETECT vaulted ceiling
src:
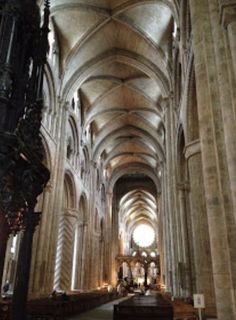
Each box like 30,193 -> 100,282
49,0 -> 178,234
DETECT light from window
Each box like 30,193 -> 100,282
133,224 -> 155,248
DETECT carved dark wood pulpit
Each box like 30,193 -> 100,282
0,1 -> 50,319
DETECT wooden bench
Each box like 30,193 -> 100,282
113,293 -> 174,320
0,290 -> 117,320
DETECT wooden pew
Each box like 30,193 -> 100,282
113,293 -> 174,320
0,290 -> 117,320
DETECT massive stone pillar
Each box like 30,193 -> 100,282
162,164 -> 172,292
164,99 -> 180,296
105,191 -> 113,285
29,183 -> 54,295
73,222 -> 84,289
0,214 -> 9,289
190,1 -> 236,318
86,160 -> 97,290
58,211 -> 77,291
80,223 -> 88,290
210,2 -> 236,224
221,3 -> 236,86
159,182 -> 167,288
52,101 -> 70,291
111,191 -> 119,286
12,213 -> 41,320
185,140 -> 215,315
99,236 -> 105,286
176,183 -> 192,298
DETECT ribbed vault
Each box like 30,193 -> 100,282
50,0 -> 176,249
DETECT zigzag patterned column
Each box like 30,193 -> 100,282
54,214 -> 64,290
54,211 -> 76,291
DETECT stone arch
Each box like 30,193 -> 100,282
63,171 -> 76,209
66,115 -> 79,168
62,51 -> 171,103
108,163 -> 160,194
96,168 -> 100,191
41,134 -> 52,170
177,125 -> 187,181
71,195 -> 89,290
79,193 -> 89,222
175,125 -> 193,296
186,67 -> 199,143
42,62 -> 57,136
80,146 -> 90,183
70,193 -> 90,290
53,171 -> 77,291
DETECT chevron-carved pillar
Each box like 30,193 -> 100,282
54,210 -> 77,291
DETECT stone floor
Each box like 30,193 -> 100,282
66,296 -> 130,320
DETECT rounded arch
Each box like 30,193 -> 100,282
78,193 -> 89,222
43,62 -> 57,113
176,125 -> 187,182
108,163 -> 161,194
40,134 -> 52,171
180,55 -> 199,144
62,51 -> 171,102
186,66 -> 199,143
66,114 -> 80,163
93,125 -> 165,162
42,62 -> 57,136
64,171 -> 77,209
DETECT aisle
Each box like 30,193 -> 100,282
66,296 -> 130,320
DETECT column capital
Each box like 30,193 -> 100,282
220,2 -> 236,28
184,139 -> 201,160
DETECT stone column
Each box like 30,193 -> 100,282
220,3 -> 236,82
0,214 -> 9,290
189,2 -> 236,317
211,2 -> 236,225
86,160 -> 97,290
59,211 -> 77,291
99,236 -> 105,286
185,140 -> 216,315
52,100 -> 69,291
80,223 -> 88,289
164,99 -> 179,296
73,222 -> 83,289
161,164 -> 171,291
176,183 -> 192,298
111,193 -> 119,286
29,183 -> 53,295
105,191 -> 112,285
12,213 -> 41,320
158,181 -> 167,288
